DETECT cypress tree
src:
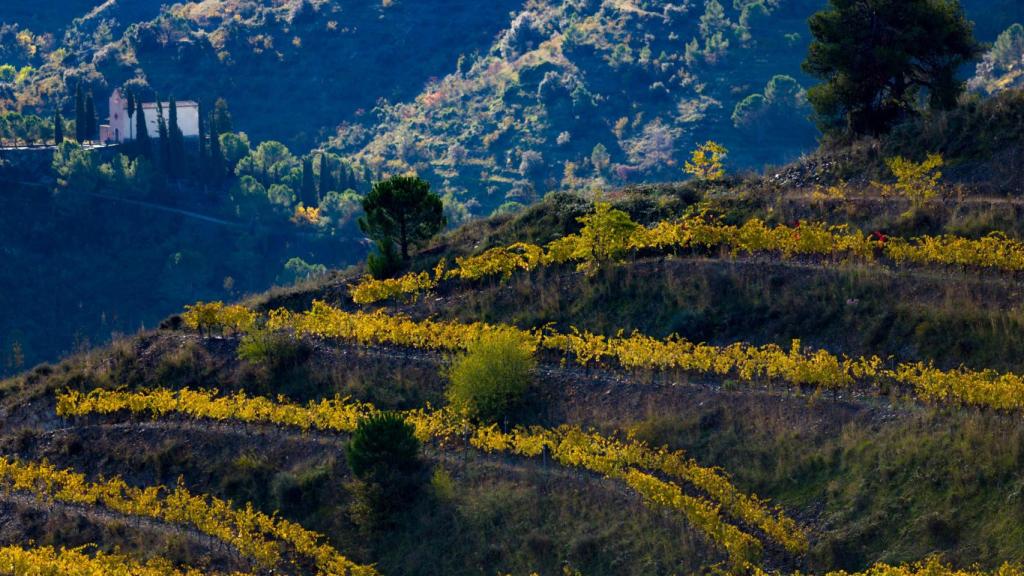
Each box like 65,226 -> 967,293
208,111 -> 224,183
124,88 -> 136,140
135,99 -> 150,158
301,156 -> 316,207
53,110 -> 64,144
197,104 -> 207,176
341,164 -> 355,192
213,98 -> 232,135
338,164 -> 348,192
156,97 -> 170,170
168,94 -> 185,177
84,93 -> 97,142
74,83 -> 85,142
318,152 -> 332,199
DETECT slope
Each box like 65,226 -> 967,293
1,0 -> 527,150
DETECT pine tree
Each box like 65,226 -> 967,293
134,99 -> 150,158
53,110 -> 64,144
168,94 -> 185,177
84,93 -> 96,142
804,0 -> 981,135
74,83 -> 85,142
318,152 -> 332,198
359,175 -> 446,261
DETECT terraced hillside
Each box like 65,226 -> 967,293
0,89 -> 1024,575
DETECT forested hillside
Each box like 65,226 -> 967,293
2,0 -> 526,149
5,0 -> 1020,217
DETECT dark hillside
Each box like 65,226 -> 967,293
0,171 -> 364,377
3,0 -> 527,149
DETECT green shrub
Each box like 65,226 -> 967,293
237,329 -> 310,371
445,332 -> 535,424
429,467 -> 456,502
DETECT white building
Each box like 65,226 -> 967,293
100,89 -> 199,144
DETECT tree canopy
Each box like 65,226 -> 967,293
359,175 -> 446,260
803,0 -> 982,135
345,412 -> 425,523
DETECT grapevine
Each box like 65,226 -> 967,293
254,301 -> 1024,412
0,544 -> 251,576
349,209 -> 1024,305
182,302 -> 257,336
821,558 -> 1024,576
58,387 -> 806,565
0,456 -> 376,576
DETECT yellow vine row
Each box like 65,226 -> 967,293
0,456 -> 376,576
818,558 -> 1024,576
182,302 -> 258,336
259,301 -> 1024,412
468,424 -> 806,555
516,560 -> 1024,576
350,208 -> 1024,305
57,387 -> 805,566
0,544 -> 250,576
56,387 -> 1024,575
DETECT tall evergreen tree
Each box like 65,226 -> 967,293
207,111 -> 224,183
168,95 -> 185,177
342,165 -> 357,192
124,88 -> 136,141
339,164 -> 351,192
301,157 -> 317,207
156,98 -> 170,170
74,83 -> 85,142
197,104 -> 208,176
318,152 -> 332,198
53,110 -> 63,144
84,92 -> 96,142
213,98 -> 232,135
134,99 -> 150,158
359,175 -> 446,261
804,0 -> 982,135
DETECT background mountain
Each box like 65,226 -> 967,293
2,0 -> 526,149
6,1 -> 1021,215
